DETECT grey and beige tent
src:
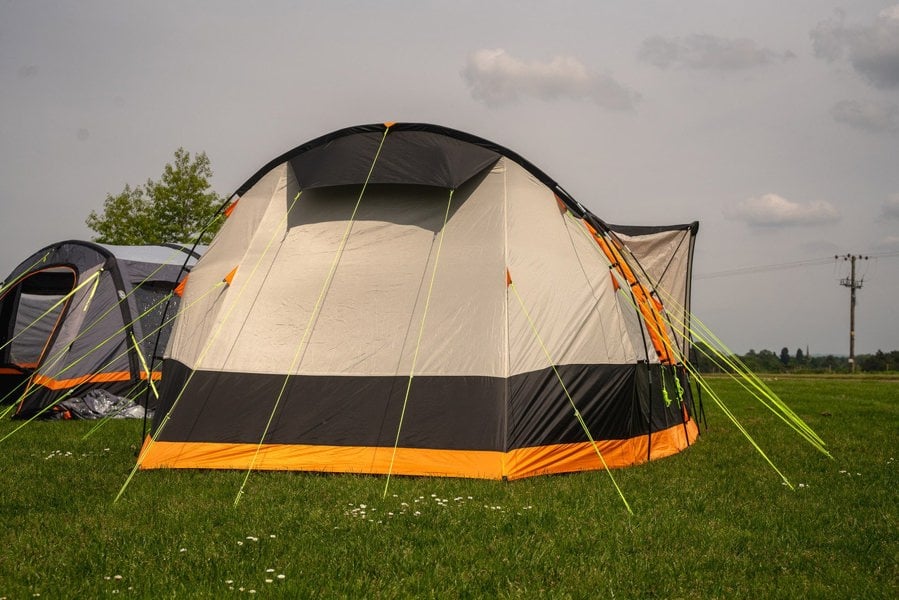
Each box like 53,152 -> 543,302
0,241 -> 201,418
138,123 -> 700,479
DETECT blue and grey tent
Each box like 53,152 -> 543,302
0,241 -> 201,418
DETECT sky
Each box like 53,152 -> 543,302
1,0 -> 897,356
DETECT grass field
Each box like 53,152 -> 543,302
0,377 -> 896,598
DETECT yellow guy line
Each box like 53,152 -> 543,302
508,278 -> 633,515
115,191 -> 304,504
382,188 -> 455,499
234,125 -> 394,507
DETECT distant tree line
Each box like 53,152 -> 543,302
691,343 -> 899,374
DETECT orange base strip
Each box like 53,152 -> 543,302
505,418 -> 698,479
138,419 -> 698,480
32,370 -> 161,391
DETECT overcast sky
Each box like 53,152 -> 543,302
1,1 -> 897,355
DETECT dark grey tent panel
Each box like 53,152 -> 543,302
289,130 -> 502,190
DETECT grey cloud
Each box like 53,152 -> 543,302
724,193 -> 841,227
17,65 -> 38,79
462,48 -> 640,110
811,6 -> 899,89
875,235 -> 899,249
831,99 -> 899,133
639,34 -> 795,71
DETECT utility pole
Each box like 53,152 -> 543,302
836,254 -> 868,373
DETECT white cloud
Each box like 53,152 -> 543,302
725,193 -> 841,227
831,98 -> 899,133
639,34 -> 795,71
882,194 -> 899,220
811,5 -> 899,89
461,48 -> 640,110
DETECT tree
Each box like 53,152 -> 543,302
795,347 -> 804,365
86,148 -> 225,245
780,347 -> 791,367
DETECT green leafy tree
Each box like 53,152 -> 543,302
86,148 -> 225,245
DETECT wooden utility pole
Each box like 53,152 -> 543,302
836,254 -> 868,373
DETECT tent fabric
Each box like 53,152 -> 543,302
0,241 -> 200,417
140,123 -> 699,479
608,223 -> 698,357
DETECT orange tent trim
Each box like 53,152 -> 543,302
32,370 -> 161,391
138,419 -> 698,479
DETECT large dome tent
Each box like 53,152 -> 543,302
137,123 -> 701,480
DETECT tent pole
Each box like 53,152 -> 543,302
689,346 -> 707,432
678,365 -> 691,446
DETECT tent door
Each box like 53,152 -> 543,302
0,268 -> 77,401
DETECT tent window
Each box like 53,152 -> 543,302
2,268 -> 77,370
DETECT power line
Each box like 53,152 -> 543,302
695,250 -> 899,280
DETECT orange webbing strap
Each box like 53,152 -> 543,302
587,222 -> 675,365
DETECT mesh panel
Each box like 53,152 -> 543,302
133,283 -> 179,364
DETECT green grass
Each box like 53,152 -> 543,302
0,377 -> 896,598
